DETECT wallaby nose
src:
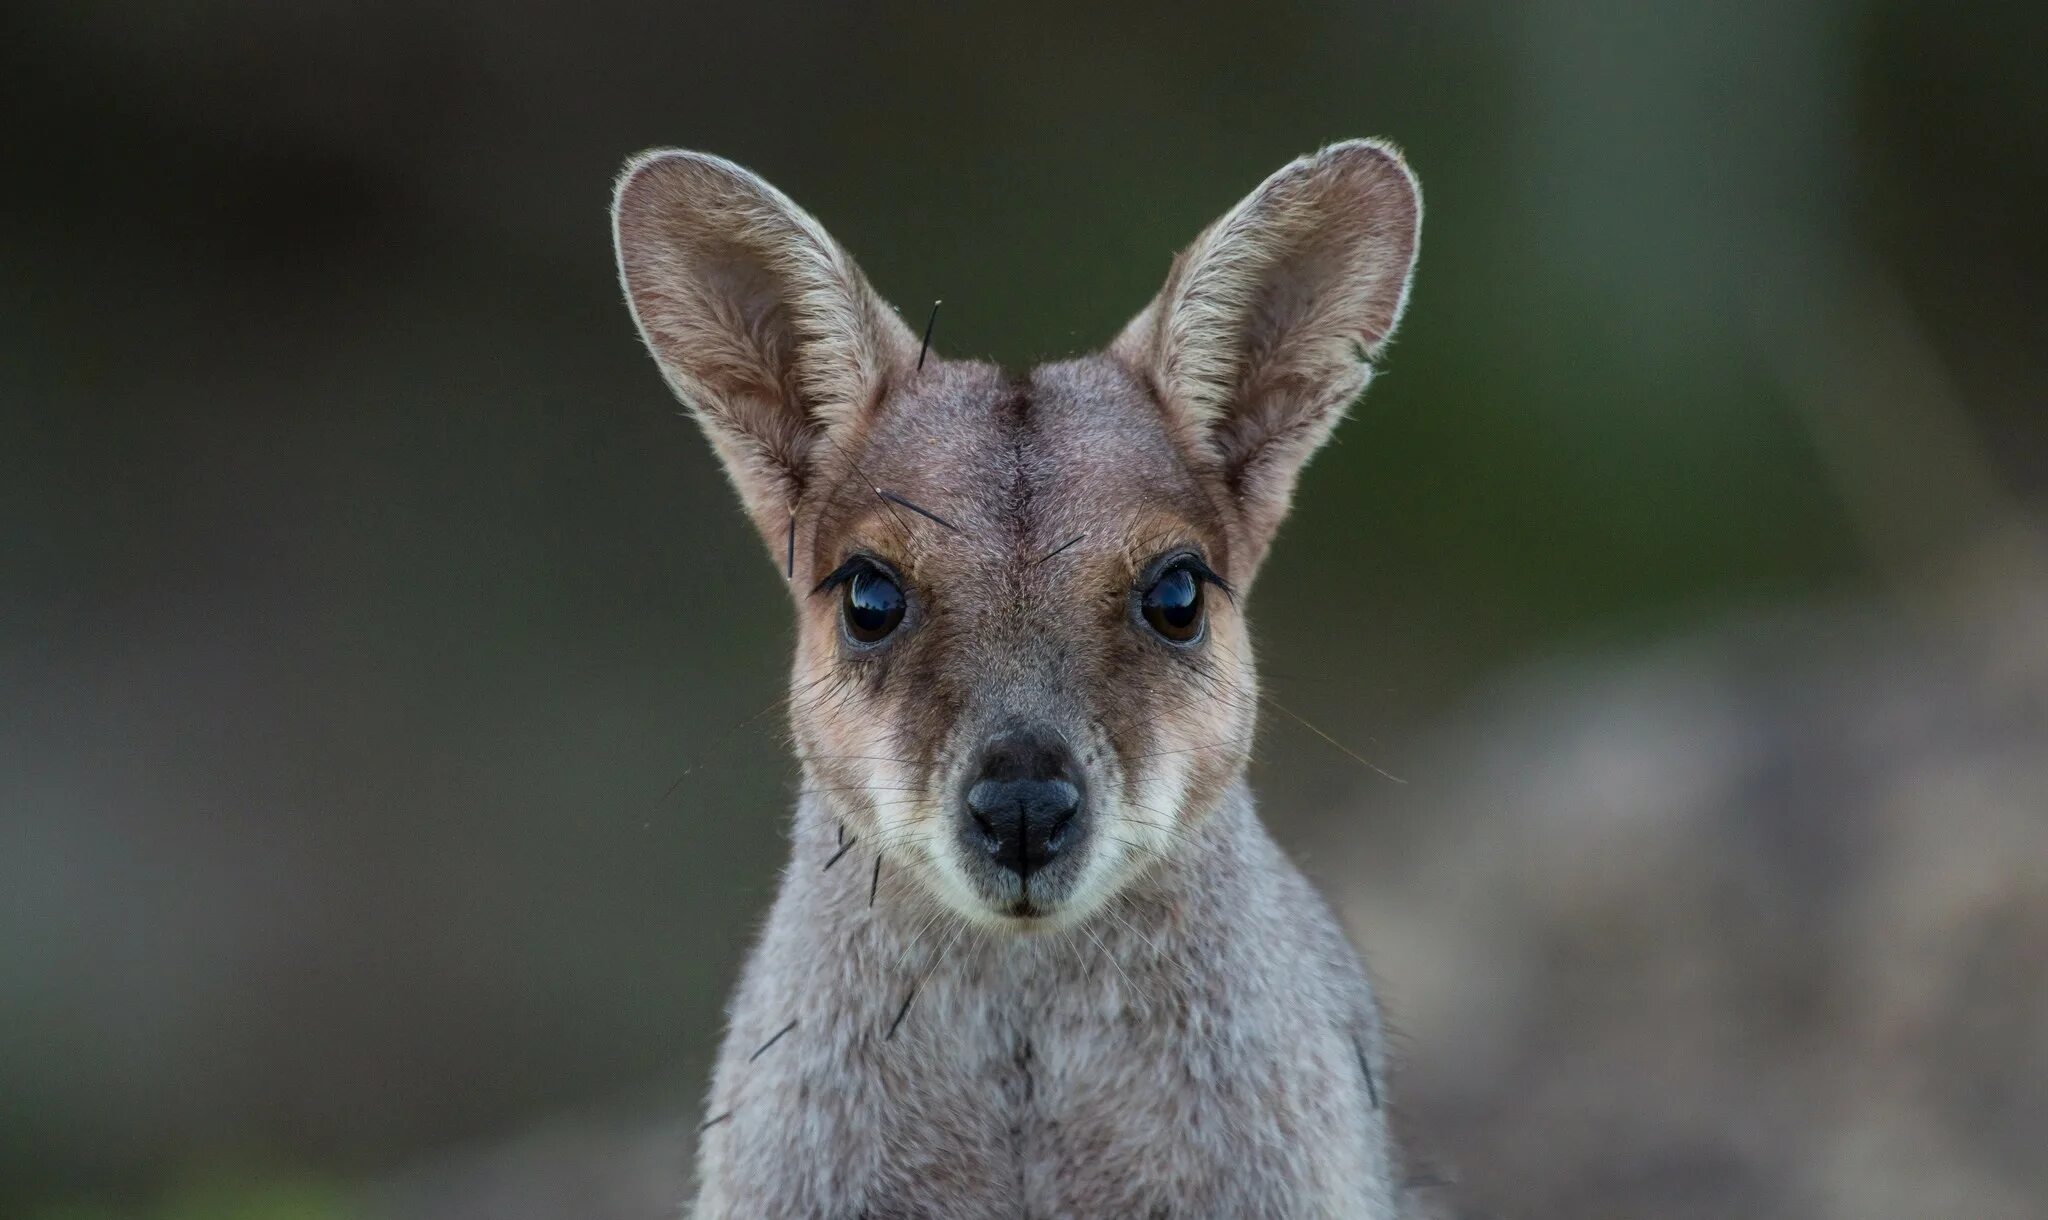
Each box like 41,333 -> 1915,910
964,730 -> 1083,881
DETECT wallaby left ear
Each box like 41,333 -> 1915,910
1113,140 -> 1422,571
612,150 -> 919,567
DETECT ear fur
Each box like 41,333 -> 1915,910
1113,140 -> 1422,565
612,150 -> 917,555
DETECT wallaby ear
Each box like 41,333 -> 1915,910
612,150 -> 918,558
1113,140 -> 1421,571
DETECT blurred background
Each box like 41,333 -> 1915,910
4,2 -> 2044,1217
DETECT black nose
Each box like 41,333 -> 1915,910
965,730 -> 1083,880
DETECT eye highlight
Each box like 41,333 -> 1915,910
815,557 -> 907,647
844,568 -> 905,643
1137,555 -> 1225,644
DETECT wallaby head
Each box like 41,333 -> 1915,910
614,144 -> 1419,932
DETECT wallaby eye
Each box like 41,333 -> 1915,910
1140,564 -> 1205,643
842,566 -> 906,644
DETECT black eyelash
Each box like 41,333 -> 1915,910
812,555 -> 882,597
1165,552 -> 1235,601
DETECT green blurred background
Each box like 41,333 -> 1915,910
4,2 -> 2043,1217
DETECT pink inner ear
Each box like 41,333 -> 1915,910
1236,249 -> 1342,380
613,150 -> 921,566
1120,143 -> 1419,437
635,243 -> 795,408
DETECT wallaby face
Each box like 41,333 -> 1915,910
756,355 -> 1258,929
615,145 -> 1419,931
615,143 -> 1425,1217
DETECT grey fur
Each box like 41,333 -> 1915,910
696,783 -> 1399,1219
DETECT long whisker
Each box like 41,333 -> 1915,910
1101,834 -> 1157,858
884,984 -> 919,1041
1032,533 -> 1087,567
917,299 -> 941,370
1112,631 -> 1404,785
658,670 -> 841,798
1353,1035 -> 1381,1109
1259,694 -> 1407,784
1111,810 -> 1203,843
876,490 -> 963,534
887,914 -> 967,1041
1124,736 -> 1255,762
1081,922 -> 1137,996
1104,902 -> 1167,960
749,1018 -> 798,1062
1054,922 -> 1091,978
859,828 -> 941,854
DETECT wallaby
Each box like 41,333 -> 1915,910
612,140 -> 1424,1219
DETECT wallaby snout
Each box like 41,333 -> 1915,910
961,725 -> 1087,893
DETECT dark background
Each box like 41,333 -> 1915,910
5,3 -> 2044,1217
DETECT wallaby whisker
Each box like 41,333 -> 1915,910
1353,1036 -> 1381,1110
1103,902 -> 1168,961
1260,694 -> 1407,785
917,299 -> 941,370
1032,533 -> 1087,566
1124,735 -> 1256,762
1081,922 -> 1137,995
750,1019 -> 799,1062
876,490 -> 962,534
884,983 -> 918,1041
656,670 -> 849,801
887,913 -> 968,1041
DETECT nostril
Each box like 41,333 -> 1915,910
966,782 -> 1003,852
1044,806 -> 1076,854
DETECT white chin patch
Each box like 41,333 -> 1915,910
1047,755 -> 1184,920
861,754 -> 923,838
1122,754 -> 1191,859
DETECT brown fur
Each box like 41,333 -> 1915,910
613,142 -> 1424,1217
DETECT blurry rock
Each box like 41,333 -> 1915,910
1335,540 -> 2048,1219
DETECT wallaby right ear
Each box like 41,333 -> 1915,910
612,150 -> 918,558
1112,141 -> 1421,578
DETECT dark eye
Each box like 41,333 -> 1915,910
842,567 -> 906,644
1141,564 -> 1205,643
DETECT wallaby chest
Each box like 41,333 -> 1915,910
695,803 -> 1395,1219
